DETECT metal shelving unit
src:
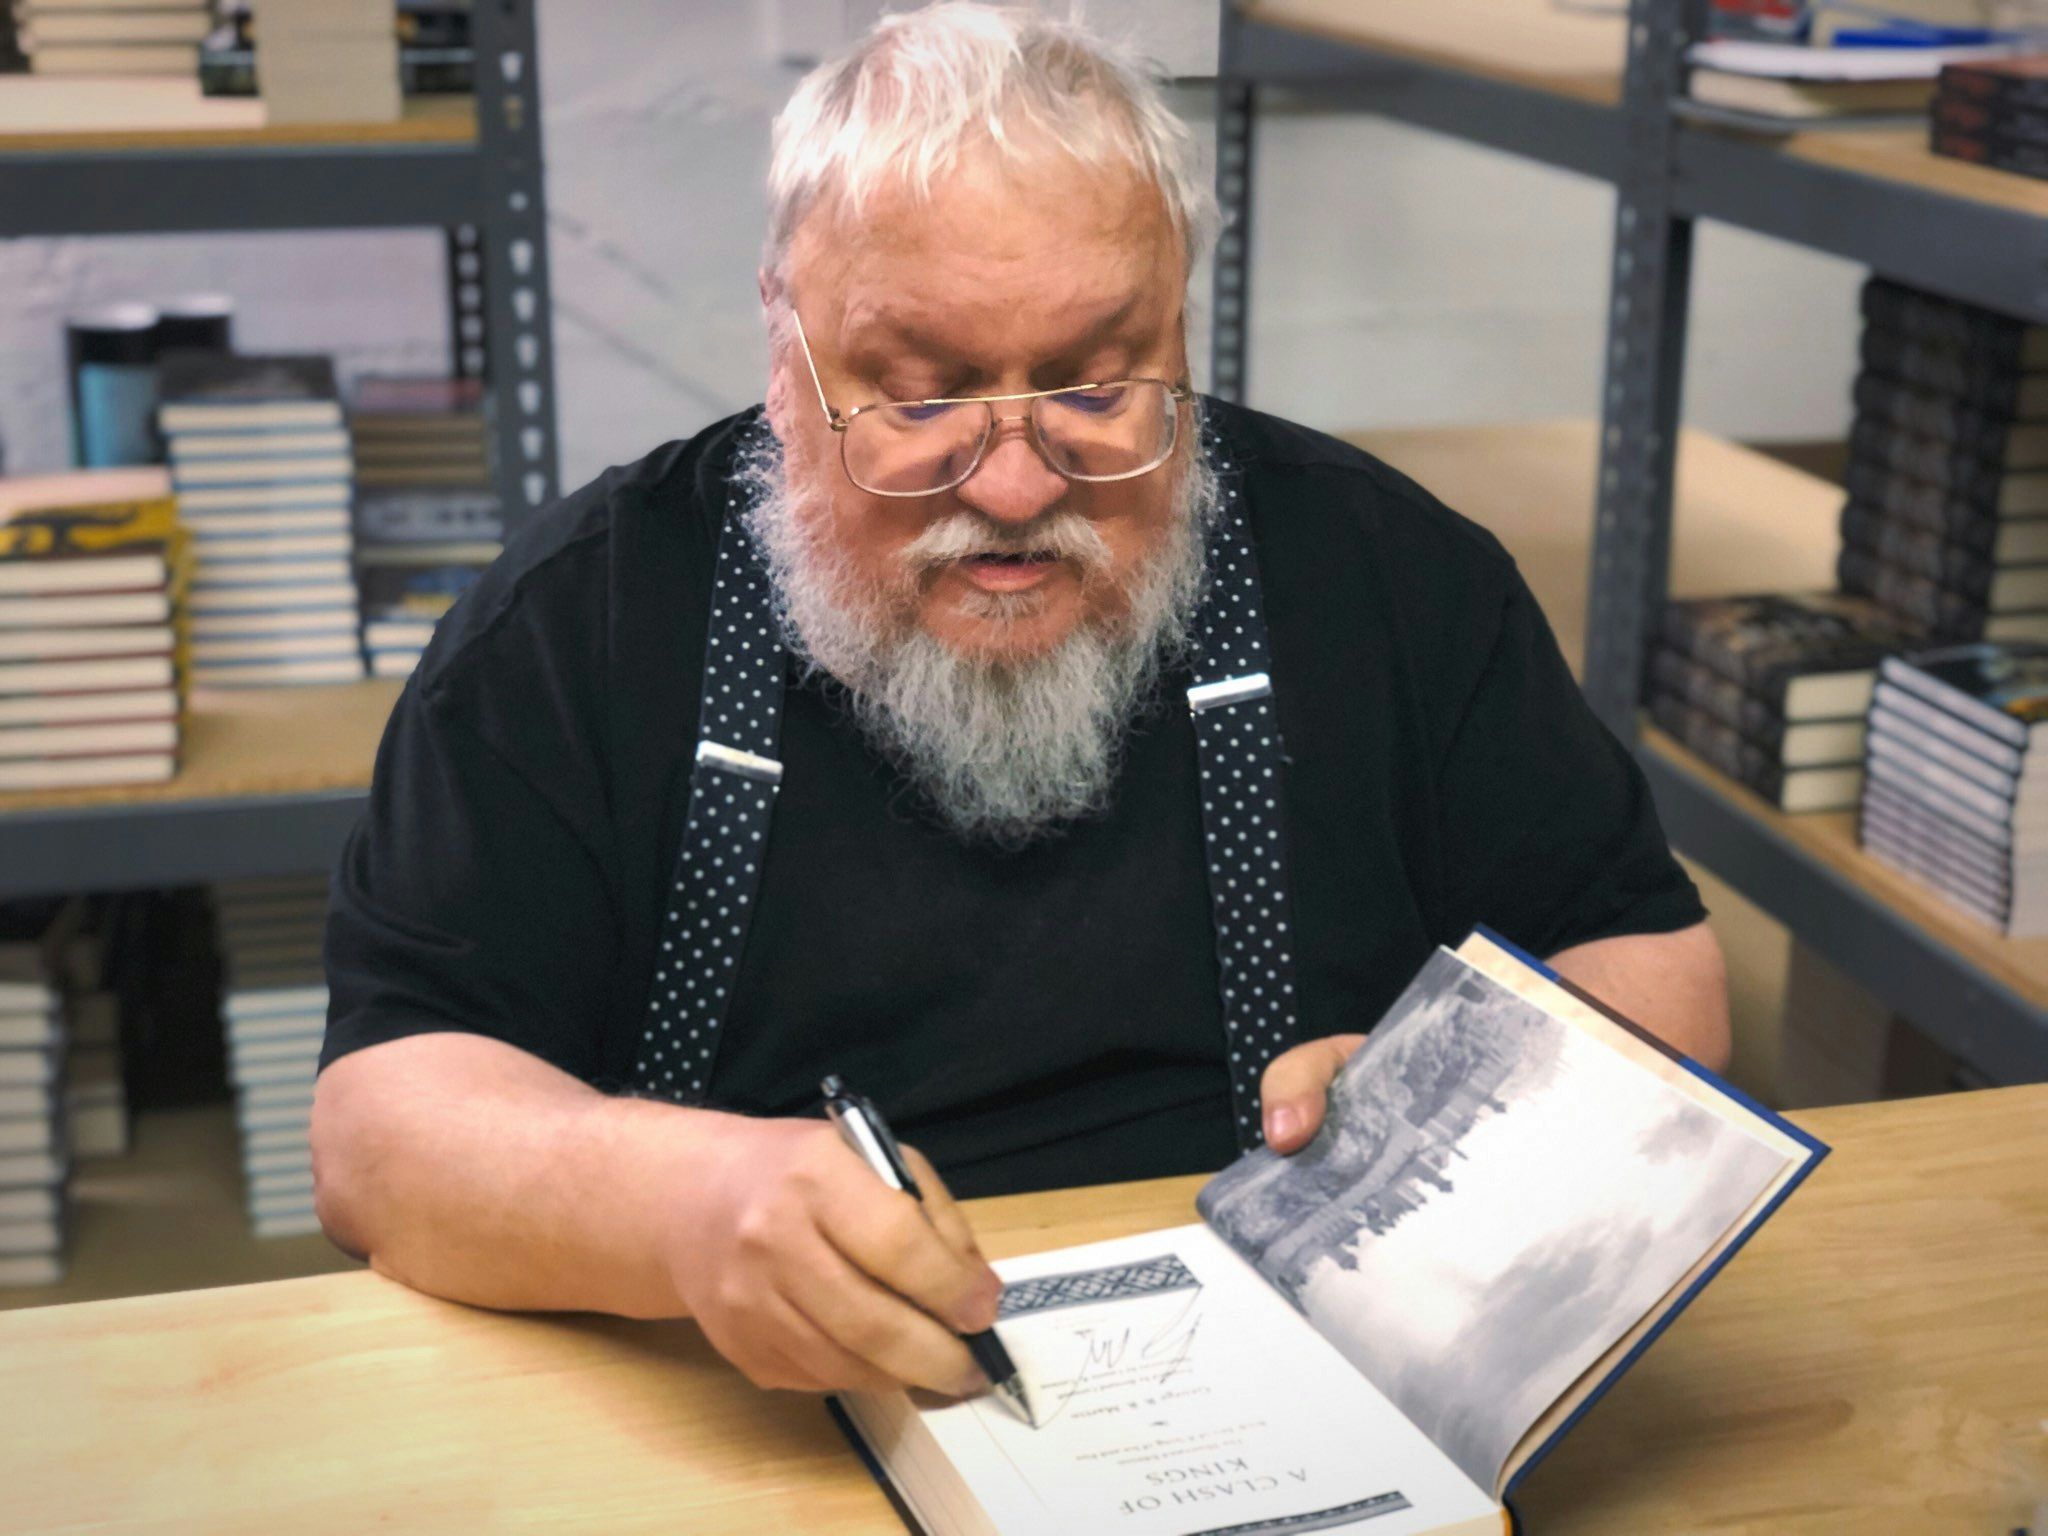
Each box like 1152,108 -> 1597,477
0,1 -> 559,898
1212,0 -> 2048,1081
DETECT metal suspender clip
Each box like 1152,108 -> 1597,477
695,739 -> 784,785
1186,672 -> 1273,715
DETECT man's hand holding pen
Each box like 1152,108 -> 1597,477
660,1111 -> 1001,1398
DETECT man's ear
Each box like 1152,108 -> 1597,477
758,266 -> 776,313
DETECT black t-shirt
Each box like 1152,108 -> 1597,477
321,401 -> 1704,1198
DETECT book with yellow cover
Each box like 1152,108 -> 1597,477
0,469 -> 191,789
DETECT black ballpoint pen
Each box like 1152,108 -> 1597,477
819,1075 -> 1039,1427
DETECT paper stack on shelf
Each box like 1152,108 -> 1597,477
248,0 -> 399,124
1860,642 -> 2048,935
0,468 -> 188,794
1648,592 -> 1918,812
159,354 -> 365,689
214,875 -> 327,1238
14,0 -> 212,78
1838,278 -> 2048,647
1933,54 -> 2048,182
0,942 -> 67,1288
350,375 -> 501,680
1683,38 -> 2005,123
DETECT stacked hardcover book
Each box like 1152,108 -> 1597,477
0,468 -> 188,793
1838,278 -> 2048,645
350,375 -> 500,679
1860,642 -> 2048,936
55,911 -> 126,1160
202,0 -> 471,97
1649,592 -> 1917,812
13,0 -> 212,76
0,942 -> 66,1288
160,354 -> 365,689
1932,55 -> 2048,183
246,0 -> 399,123
214,875 -> 327,1238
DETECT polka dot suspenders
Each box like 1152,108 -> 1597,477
633,418 -> 1307,1151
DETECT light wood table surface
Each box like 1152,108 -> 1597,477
0,1086 -> 2040,1535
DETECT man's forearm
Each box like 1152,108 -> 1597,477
311,1032 -> 730,1319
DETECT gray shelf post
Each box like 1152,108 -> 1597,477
471,0 -> 562,529
1582,0 -> 1705,737
1210,2 -> 1255,405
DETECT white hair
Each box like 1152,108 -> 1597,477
765,2 -> 1215,284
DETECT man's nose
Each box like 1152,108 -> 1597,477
952,416 -> 1068,525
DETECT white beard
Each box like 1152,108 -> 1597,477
736,416 -> 1218,846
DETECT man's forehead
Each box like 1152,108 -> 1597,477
786,146 -> 1183,352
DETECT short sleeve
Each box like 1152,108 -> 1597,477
1435,574 -> 1706,958
320,680 -> 621,1080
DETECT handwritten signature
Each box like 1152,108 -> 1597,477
1033,1286 -> 1206,1428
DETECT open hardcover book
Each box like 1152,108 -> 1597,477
834,930 -> 1829,1536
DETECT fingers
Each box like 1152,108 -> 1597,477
901,1145 -> 990,1267
711,1288 -> 899,1395
781,1226 -> 985,1397
1259,1034 -> 1368,1153
817,1146 -> 1001,1336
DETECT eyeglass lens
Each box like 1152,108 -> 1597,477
841,381 -> 1178,495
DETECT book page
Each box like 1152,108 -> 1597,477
1196,947 -> 1795,1498
842,1225 -> 1502,1536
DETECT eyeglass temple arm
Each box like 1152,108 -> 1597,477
789,310 -> 849,432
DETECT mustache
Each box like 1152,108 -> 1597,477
898,508 -> 1114,577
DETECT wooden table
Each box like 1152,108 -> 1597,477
0,1086 -> 2041,1535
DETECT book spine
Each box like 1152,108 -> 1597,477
1879,653 -> 2034,750
1838,546 -> 1993,628
1931,92 -> 2048,150
1868,708 -> 2019,800
1647,648 -> 1789,748
1871,678 -> 2029,775
1859,276 -> 2037,365
1849,418 -> 2007,506
1852,372 -> 2019,468
1650,691 -> 1783,801
1935,129 -> 2048,183
1844,453 -> 2003,534
1839,502 -> 2000,590
1939,61 -> 2048,111
1860,329 -> 2040,419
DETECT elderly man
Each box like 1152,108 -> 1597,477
313,4 -> 1726,1406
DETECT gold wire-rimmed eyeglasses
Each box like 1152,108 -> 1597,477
791,310 -> 1195,499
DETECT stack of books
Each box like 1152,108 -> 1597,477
1649,592 -> 1917,812
159,354 -> 365,689
1933,55 -> 2048,183
247,0 -> 399,124
214,875 -> 327,1238
1838,278 -> 2048,645
350,376 -> 500,678
201,0 -> 471,97
49,900 -> 126,1159
1860,643 -> 2048,935
349,374 -> 490,490
13,0 -> 212,77
0,468 -> 188,794
0,942 -> 66,1289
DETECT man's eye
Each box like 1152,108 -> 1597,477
889,401 -> 961,424
1050,386 -> 1127,416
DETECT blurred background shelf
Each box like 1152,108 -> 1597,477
0,87 -> 482,236
0,680 -> 400,899
1349,420 -> 2048,1086
0,1105 -> 360,1313
1231,0 -> 1622,181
